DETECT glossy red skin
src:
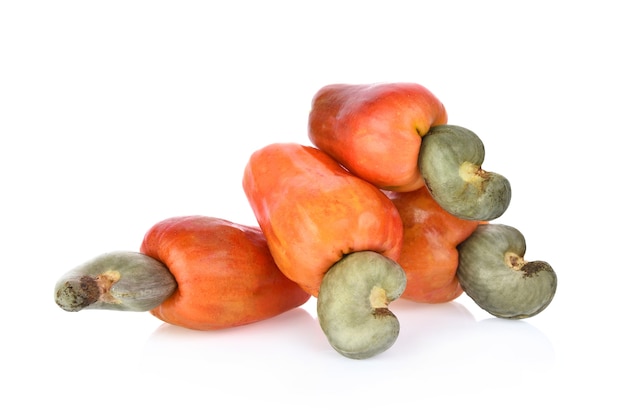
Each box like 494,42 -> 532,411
386,187 -> 482,303
242,143 -> 404,297
140,216 -> 310,330
308,82 -> 447,192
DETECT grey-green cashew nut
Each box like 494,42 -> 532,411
55,251 -> 177,312
317,251 -> 407,359
456,224 -> 557,319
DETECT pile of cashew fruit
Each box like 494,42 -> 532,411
54,82 -> 557,360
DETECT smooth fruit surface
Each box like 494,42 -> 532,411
141,216 -> 311,330
242,143 -> 403,297
386,187 -> 481,303
309,82 -> 448,192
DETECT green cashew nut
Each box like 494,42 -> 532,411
317,251 -> 407,359
54,251 -> 177,312
456,224 -> 557,319
418,124 -> 512,221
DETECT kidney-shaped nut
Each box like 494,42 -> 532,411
418,124 -> 512,221
317,251 -> 407,359
456,224 -> 557,319
54,251 -> 177,312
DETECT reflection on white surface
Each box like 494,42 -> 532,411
140,307 -> 326,374
138,298 -> 556,410
392,299 -> 556,368
140,299 -> 555,371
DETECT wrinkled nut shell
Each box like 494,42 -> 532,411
317,251 -> 406,359
418,124 -> 512,221
456,224 -> 557,319
54,251 -> 177,312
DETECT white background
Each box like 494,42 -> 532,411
2,1 -> 624,411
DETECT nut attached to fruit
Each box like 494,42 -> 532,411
317,251 -> 407,359
54,251 -> 177,312
418,124 -> 512,221
456,224 -> 557,319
